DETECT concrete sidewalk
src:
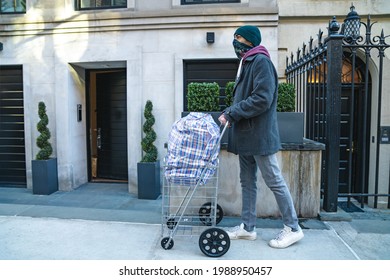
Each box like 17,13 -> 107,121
0,184 -> 389,260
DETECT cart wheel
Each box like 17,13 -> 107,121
199,202 -> 224,225
161,237 -> 174,250
199,228 -> 230,257
167,218 -> 177,229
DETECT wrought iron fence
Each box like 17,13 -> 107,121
285,6 -> 390,211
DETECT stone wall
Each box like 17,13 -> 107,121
217,141 -> 324,218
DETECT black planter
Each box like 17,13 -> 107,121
277,112 -> 304,143
32,158 -> 58,195
137,161 -> 161,200
181,112 -> 304,145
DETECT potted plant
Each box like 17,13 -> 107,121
183,82 -> 226,142
184,81 -> 228,140
137,100 -> 161,199
186,82 -> 220,112
218,81 -> 235,146
277,82 -> 304,143
224,81 -> 235,108
31,101 -> 58,195
222,81 -> 304,143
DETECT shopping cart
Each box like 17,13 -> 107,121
160,119 -> 230,258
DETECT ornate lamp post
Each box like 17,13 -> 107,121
343,4 -> 361,39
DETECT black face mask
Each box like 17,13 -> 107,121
232,39 -> 252,59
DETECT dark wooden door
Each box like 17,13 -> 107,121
95,70 -> 128,180
0,65 -> 26,186
306,84 -> 370,195
339,85 -> 370,195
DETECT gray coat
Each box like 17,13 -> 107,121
225,54 -> 281,156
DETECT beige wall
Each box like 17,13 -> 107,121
1,0 -> 389,208
0,0 -> 279,193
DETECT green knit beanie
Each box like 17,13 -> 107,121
234,25 -> 261,46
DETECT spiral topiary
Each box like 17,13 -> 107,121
36,101 -> 53,160
141,100 -> 158,162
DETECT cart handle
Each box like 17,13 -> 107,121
216,121 -> 229,147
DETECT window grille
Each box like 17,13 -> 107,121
0,0 -> 26,13
76,0 -> 127,10
181,0 -> 240,5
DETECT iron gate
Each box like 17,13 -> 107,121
285,6 -> 390,211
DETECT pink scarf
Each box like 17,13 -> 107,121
236,45 -> 271,80
242,45 -> 270,62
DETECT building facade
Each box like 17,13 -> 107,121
0,0 -> 389,209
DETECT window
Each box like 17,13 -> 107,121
308,57 -> 364,84
0,0 -> 26,13
341,58 -> 363,83
76,0 -> 127,10
181,0 -> 240,5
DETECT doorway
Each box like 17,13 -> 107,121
306,55 -> 371,198
0,65 -> 26,187
339,84 -> 371,195
87,69 -> 128,182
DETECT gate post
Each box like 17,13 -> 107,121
323,17 -> 344,212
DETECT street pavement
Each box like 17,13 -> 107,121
0,183 -> 390,260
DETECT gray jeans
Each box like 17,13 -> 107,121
239,153 -> 299,231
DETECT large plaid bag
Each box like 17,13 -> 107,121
164,112 -> 220,186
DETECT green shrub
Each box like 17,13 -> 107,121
187,82 -> 220,112
36,102 -> 53,160
141,100 -> 158,162
225,81 -> 235,107
277,82 -> 296,112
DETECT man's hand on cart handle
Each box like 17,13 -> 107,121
218,114 -> 230,127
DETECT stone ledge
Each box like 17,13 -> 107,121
280,138 -> 325,151
318,207 -> 353,222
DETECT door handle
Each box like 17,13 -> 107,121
346,141 -> 354,153
97,128 -> 102,150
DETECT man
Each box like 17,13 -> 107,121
218,25 -> 304,249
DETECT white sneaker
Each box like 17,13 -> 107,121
268,225 -> 304,249
226,223 -> 257,240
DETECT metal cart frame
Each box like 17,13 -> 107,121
160,122 -> 230,257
